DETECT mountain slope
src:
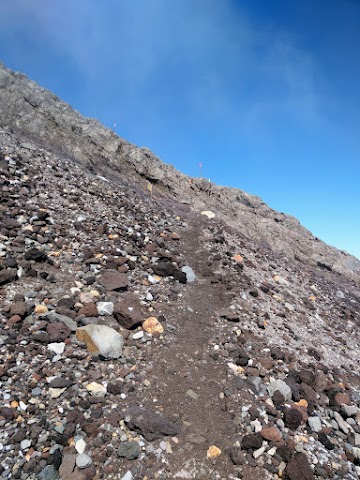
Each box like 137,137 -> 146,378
1,63 -> 360,480
0,61 -> 359,285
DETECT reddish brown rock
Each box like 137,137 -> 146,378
78,303 -> 98,317
284,408 -> 303,430
334,392 -> 351,406
0,268 -> 18,285
47,322 -> 71,341
261,426 -> 282,442
285,453 -> 315,480
98,269 -> 128,290
113,293 -> 142,329
10,301 -> 29,317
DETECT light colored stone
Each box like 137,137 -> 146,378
47,342 -> 65,355
76,453 -> 92,469
35,304 -> 48,314
253,446 -> 266,459
308,416 -> 322,432
143,317 -> 164,334
76,324 -> 124,358
121,472 -> 133,480
207,445 -> 221,459
201,210 -> 215,219
132,331 -> 144,340
181,266 -> 196,283
86,382 -> 106,397
186,389 -> 198,400
273,275 -> 289,286
267,379 -> 292,401
96,301 -> 114,316
20,439 -> 32,450
49,388 -> 67,399
75,438 -> 86,454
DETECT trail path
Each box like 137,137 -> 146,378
132,219 -> 237,479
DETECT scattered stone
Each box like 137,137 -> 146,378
285,453 -> 315,480
207,445 -> 221,459
99,269 -> 128,290
268,379 -> 292,401
124,407 -> 179,441
181,265 -> 196,283
113,293 -> 143,329
284,408 -> 303,430
241,433 -> 263,450
117,441 -> 141,460
261,426 -> 282,442
201,210 -> 215,219
86,382 -> 107,397
143,316 -> 164,334
76,453 -> 92,469
96,301 -> 114,315
76,324 -> 124,358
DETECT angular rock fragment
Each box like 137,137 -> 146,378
124,406 -> 179,441
113,293 -> 142,329
98,269 -> 128,290
76,324 -> 124,358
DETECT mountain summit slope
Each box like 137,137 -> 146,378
1,62 -> 360,480
0,61 -> 359,284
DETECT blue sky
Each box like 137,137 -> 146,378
0,0 -> 359,259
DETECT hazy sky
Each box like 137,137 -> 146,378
0,0 -> 359,259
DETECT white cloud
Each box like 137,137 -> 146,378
0,0 -> 322,128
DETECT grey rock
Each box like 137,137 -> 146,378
308,416 -> 322,432
181,266 -> 196,283
20,439 -> 32,450
117,441 -> 141,460
37,465 -> 59,480
267,379 -> 292,401
76,453 -> 92,469
44,311 -> 77,331
121,472 -> 134,480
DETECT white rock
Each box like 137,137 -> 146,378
79,292 -> 94,304
132,331 -> 144,340
268,446 -> 277,456
75,438 -> 86,454
181,266 -> 196,283
96,302 -> 114,316
121,472 -> 133,480
201,210 -> 215,219
146,292 -> 153,301
253,446 -> 266,459
76,324 -> 124,359
148,275 -> 160,284
47,342 -> 65,355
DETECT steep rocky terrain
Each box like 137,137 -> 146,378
1,63 -> 360,480
1,62 -> 360,284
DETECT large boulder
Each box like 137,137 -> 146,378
76,324 -> 124,359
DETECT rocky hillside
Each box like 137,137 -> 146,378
0,62 -> 359,284
1,63 -> 360,480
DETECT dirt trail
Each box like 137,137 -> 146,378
132,219 -> 237,479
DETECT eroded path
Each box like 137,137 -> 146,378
130,220 -> 237,479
